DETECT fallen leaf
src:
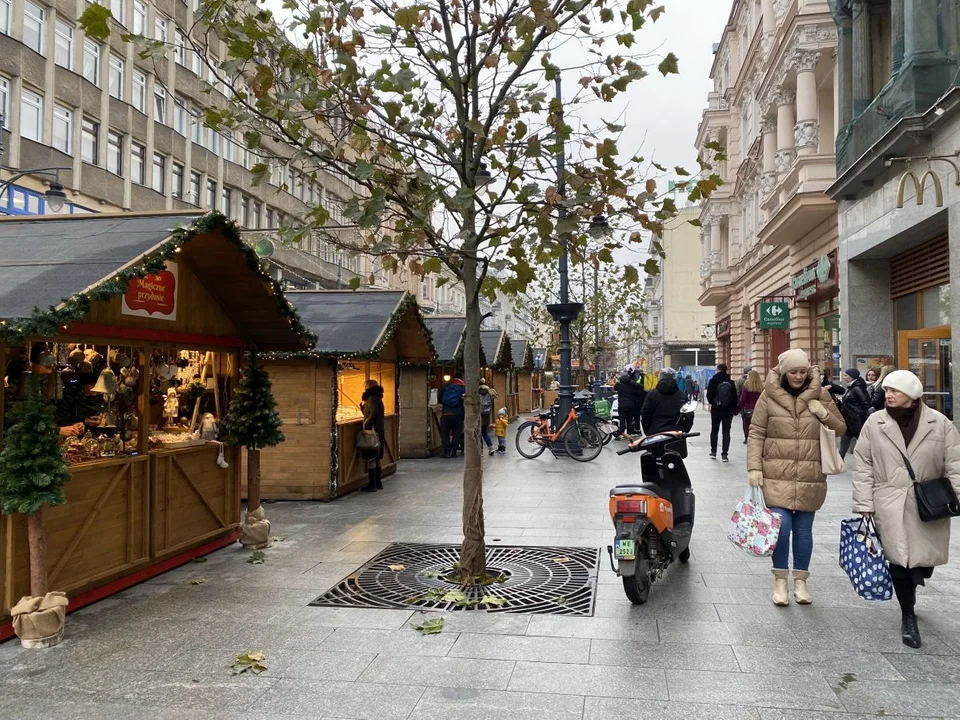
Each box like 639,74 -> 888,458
231,651 -> 267,674
419,569 -> 446,579
479,595 -> 507,607
552,596 -> 570,606
192,557 -> 208,564
189,577 -> 207,585
441,590 -> 468,605
552,556 -> 571,563
494,572 -> 508,583
405,595 -> 422,604
388,564 -> 406,571
247,550 -> 266,565
273,535 -> 288,542
413,617 -> 444,635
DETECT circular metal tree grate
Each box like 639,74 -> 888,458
309,543 -> 599,616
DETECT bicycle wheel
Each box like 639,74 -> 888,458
515,420 -> 548,459
564,421 -> 604,462
596,419 -> 618,446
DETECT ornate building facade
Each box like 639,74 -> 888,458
696,0 -> 841,377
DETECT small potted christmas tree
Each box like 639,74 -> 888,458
0,378 -> 71,648
224,354 -> 284,548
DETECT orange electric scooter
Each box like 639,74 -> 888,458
609,422 -> 699,604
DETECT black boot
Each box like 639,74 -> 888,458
901,611 -> 922,648
362,470 -> 378,492
374,467 -> 384,490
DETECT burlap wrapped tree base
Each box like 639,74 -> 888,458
239,505 -> 271,549
11,592 -> 68,648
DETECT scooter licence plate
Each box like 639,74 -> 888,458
614,539 -> 636,560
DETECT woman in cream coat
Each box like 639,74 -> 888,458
853,370 -> 960,649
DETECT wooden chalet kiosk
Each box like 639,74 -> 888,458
480,329 -> 514,419
511,339 -> 535,415
0,212 -> 314,639
257,291 -> 434,500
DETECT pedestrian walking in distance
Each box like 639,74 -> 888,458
707,363 -> 738,461
839,368 -> 871,459
735,369 -> 763,445
439,373 -> 466,458
615,365 -> 644,438
360,379 -> 386,492
747,349 -> 846,606
852,370 -> 960,648
494,408 -> 509,454
868,364 -> 896,414
478,379 -> 498,456
640,367 -> 688,435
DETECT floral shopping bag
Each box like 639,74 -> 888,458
727,486 -> 781,557
839,517 -> 893,602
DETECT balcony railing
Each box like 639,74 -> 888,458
698,265 -> 739,306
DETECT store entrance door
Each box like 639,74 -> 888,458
899,328 -> 952,419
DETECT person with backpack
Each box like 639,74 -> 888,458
439,373 -> 466,458
478,379 -> 498,456
614,365 -> 643,438
839,368 -> 871,459
707,362 -> 738,462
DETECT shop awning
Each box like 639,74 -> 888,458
286,290 -> 435,362
510,339 -> 534,370
481,329 -> 513,370
0,211 -> 315,350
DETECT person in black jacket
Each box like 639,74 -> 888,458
360,380 -> 386,492
640,368 -> 688,435
706,363 -> 738,462
839,368 -> 871,458
614,365 -> 643,438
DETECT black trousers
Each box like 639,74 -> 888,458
710,410 -> 733,455
440,414 -> 463,455
618,405 -> 635,435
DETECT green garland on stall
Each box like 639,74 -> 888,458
0,212 -> 317,348
257,291 -> 437,363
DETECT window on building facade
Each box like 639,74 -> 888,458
83,40 -> 100,86
132,70 -> 146,113
81,117 -> 99,164
172,162 -> 184,199
0,0 -> 9,36
206,179 -> 217,208
174,30 -> 187,66
191,110 -> 202,144
241,196 -> 249,226
107,130 -> 123,175
109,0 -> 125,25
20,90 -> 43,142
154,84 -> 166,124
191,48 -> 203,76
154,15 -> 167,43
252,202 -> 262,229
265,208 -> 273,228
24,1 -> 45,55
55,20 -> 74,70
0,77 -> 9,128
133,0 -> 146,35
52,105 -> 73,155
131,142 -> 146,184
173,96 -> 187,135
221,187 -> 231,216
189,171 -> 201,205
209,130 -> 220,155
152,153 -> 165,193
109,55 -> 124,100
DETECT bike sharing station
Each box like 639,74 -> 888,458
0,212 -> 315,641
255,290 -> 435,500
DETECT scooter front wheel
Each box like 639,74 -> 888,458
622,559 -> 651,605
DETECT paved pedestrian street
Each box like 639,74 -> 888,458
2,427 -> 960,719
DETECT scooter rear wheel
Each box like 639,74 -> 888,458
622,560 -> 651,605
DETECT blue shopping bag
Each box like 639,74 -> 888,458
839,517 -> 893,602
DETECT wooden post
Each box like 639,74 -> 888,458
26,511 -> 48,597
247,447 -> 261,514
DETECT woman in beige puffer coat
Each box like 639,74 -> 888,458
747,349 -> 846,607
852,369 -> 960,649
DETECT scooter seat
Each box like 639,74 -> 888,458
610,483 -> 663,498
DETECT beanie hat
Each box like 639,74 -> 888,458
660,367 -> 677,377
624,364 -> 635,374
882,370 -> 923,400
498,407 -> 507,416
844,368 -> 861,380
777,348 -> 810,374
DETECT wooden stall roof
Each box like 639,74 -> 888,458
284,290 -> 435,362
423,316 -> 465,364
510,339 -> 534,370
481,329 -> 513,370
0,211 -> 315,350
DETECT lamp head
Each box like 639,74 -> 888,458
588,214 -> 611,238
475,162 -> 492,189
44,182 -> 67,213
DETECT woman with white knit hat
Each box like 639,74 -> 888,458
747,348 -> 846,606
852,369 -> 960,648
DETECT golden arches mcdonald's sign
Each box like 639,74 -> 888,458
896,170 -> 944,208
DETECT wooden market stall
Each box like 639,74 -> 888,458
0,211 -> 315,639
480,329 -> 515,419
257,291 -> 434,500
511,339 -> 535,416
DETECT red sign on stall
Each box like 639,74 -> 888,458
121,262 -> 178,321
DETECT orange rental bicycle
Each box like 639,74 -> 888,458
515,403 -> 604,462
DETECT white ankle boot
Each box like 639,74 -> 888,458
793,570 -> 812,605
772,569 -> 789,606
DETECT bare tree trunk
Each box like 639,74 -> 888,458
247,448 -> 261,513
459,251 -> 486,580
27,510 -> 48,597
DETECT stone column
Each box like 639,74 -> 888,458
700,228 -> 710,278
904,0 -> 949,64
836,20 -> 853,128
794,50 -> 821,156
761,0 -> 776,52
891,0 -> 904,74
761,115 -> 778,196
710,216 -> 723,269
774,88 -> 796,174
851,0 -> 872,118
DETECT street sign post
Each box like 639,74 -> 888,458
759,301 -> 789,330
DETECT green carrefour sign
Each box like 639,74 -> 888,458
759,301 -> 789,330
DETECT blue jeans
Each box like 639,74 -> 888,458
770,508 -> 815,571
480,413 -> 493,448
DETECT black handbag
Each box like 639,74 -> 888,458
896,449 -> 960,522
